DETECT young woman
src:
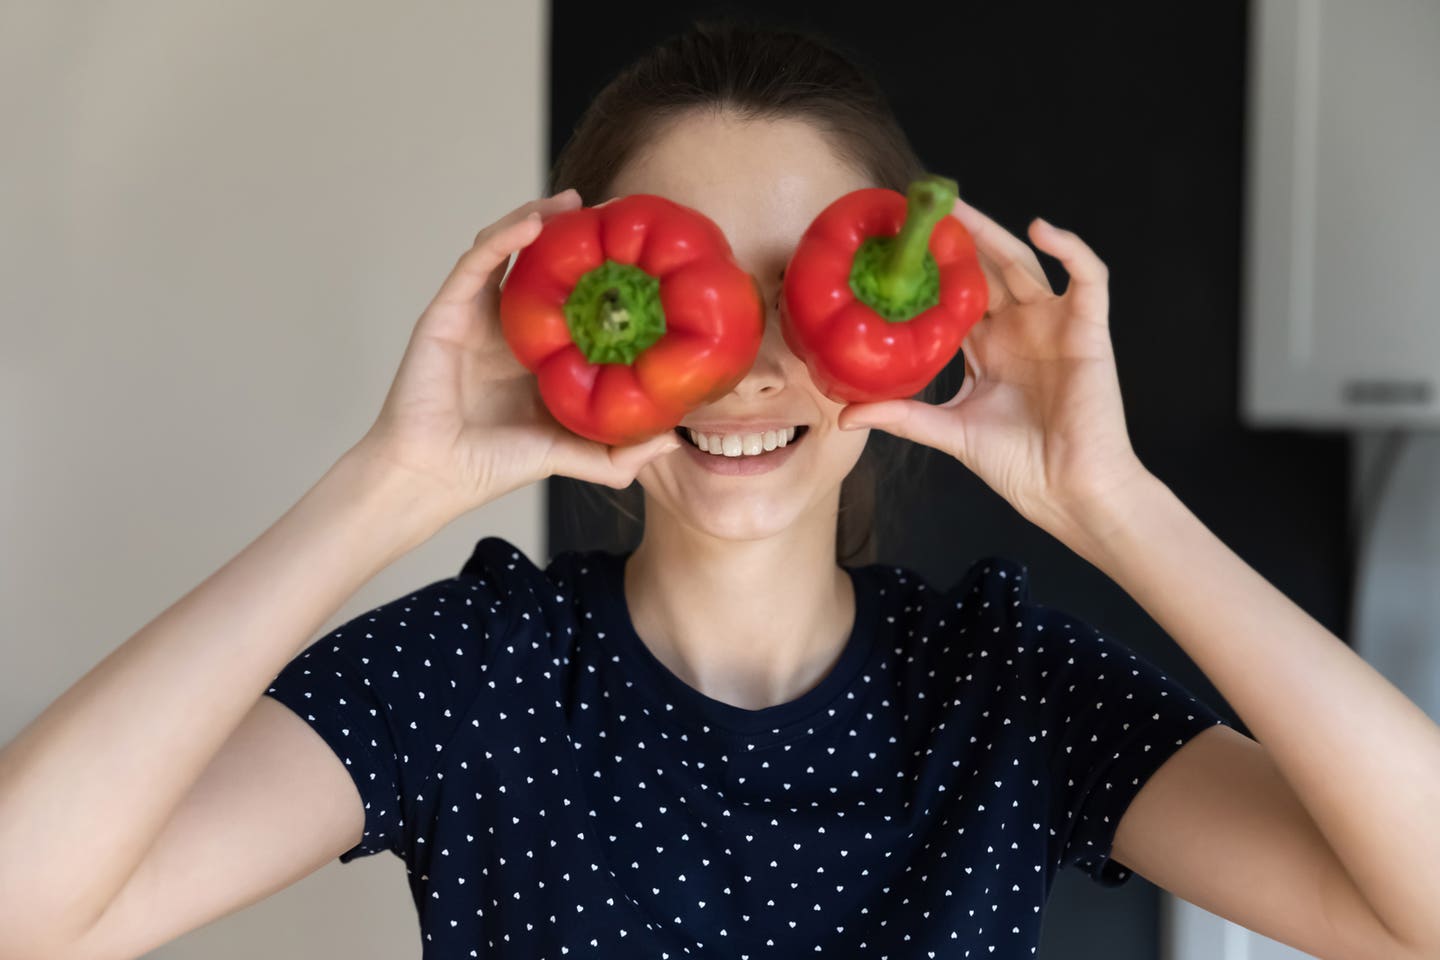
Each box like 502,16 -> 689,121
3,19 -> 1437,960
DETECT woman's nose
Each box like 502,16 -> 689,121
729,300 -> 791,398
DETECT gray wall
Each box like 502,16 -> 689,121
1,3 -> 546,957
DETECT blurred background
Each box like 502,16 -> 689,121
1,1 -> 1435,958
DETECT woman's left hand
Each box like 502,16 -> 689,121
838,197 -> 1153,539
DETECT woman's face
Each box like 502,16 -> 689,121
606,111 -> 874,543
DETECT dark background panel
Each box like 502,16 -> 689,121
546,2 -> 1352,956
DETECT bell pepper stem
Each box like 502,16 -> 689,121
849,174 -> 958,323
564,259 -> 665,365
875,175 -> 957,303
600,289 -> 630,333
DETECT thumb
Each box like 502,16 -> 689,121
840,399 -> 958,456
552,429 -> 682,488
544,427 -> 681,488
606,430 -> 684,483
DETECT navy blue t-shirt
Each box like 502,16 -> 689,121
263,536 -> 1229,958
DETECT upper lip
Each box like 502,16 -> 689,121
678,421 -> 808,433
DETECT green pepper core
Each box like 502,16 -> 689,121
564,259 -> 666,365
849,174 -> 958,323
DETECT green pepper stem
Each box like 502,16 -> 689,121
599,289 -> 629,333
564,259 -> 665,365
875,174 -> 957,304
848,174 -> 958,323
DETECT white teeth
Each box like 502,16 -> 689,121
684,426 -> 802,457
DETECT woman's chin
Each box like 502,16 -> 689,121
691,514 -> 795,543
685,492 -> 799,540
644,484 -> 803,542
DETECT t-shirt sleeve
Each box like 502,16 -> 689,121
976,558 -> 1231,888
260,536 -> 528,863
1033,602 -> 1229,887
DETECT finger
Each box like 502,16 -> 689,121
431,191 -> 582,310
951,196 -> 1054,305
969,247 -> 1015,314
473,188 -> 583,247
1029,218 -> 1110,323
549,430 -> 683,488
430,213 -> 541,312
944,349 -> 980,409
605,431 -> 685,484
837,398 -> 960,459
476,193 -> 585,305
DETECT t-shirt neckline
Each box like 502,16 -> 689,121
590,548 -> 879,740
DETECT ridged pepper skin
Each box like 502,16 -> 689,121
780,176 -> 988,404
500,194 -> 764,446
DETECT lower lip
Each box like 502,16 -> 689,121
677,429 -> 806,475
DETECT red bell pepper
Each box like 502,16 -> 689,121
500,194 -> 764,446
780,174 -> 988,404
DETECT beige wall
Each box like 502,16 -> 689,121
0,2 -> 547,957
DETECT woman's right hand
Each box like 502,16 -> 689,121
353,189 -> 684,517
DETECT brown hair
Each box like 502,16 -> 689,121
546,16 -> 954,568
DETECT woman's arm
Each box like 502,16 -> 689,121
1068,471 -> 1440,958
0,446 -> 458,955
0,187 -> 668,960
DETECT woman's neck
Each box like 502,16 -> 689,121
623,509 -> 856,712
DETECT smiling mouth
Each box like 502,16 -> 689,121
674,424 -> 810,456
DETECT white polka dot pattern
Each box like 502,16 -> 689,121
261,537 -> 1228,956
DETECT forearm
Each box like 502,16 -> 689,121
0,446 -> 459,945
1066,472 -> 1440,953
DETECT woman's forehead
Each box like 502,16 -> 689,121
608,114 -> 867,272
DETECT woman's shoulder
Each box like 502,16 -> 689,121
857,551 -> 1033,617
457,535 -> 629,637
458,534 -> 545,582
461,534 -> 620,585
